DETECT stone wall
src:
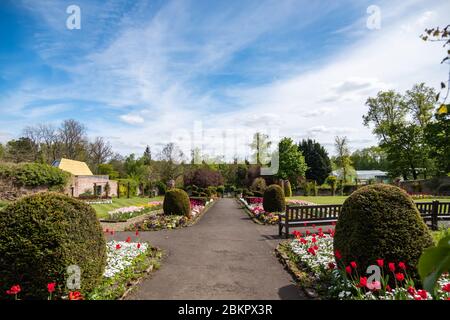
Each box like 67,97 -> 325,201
0,179 -> 49,201
399,176 -> 450,195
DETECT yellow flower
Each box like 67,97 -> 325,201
438,104 -> 448,115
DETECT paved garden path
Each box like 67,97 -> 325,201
113,198 -> 305,300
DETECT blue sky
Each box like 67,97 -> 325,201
0,0 -> 448,159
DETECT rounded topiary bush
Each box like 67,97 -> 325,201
333,184 -> 434,280
0,192 -> 106,299
163,188 -> 190,217
263,184 -> 286,213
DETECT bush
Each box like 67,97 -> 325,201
0,192 -> 106,299
333,184 -> 434,282
263,184 -> 286,213
156,181 -> 167,195
207,186 -> 217,196
183,168 -> 224,188
163,188 -> 190,216
216,185 -> 225,195
251,177 -> 267,193
284,180 -> 292,197
0,162 -> 70,188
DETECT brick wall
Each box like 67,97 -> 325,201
67,175 -> 118,197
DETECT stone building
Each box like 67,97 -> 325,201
52,158 -> 117,197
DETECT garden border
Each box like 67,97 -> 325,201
100,209 -> 164,231
275,241 -> 319,299
236,198 -> 265,225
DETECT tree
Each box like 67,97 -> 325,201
298,139 -> 332,184
275,137 -> 307,186
97,163 -> 119,179
183,168 -> 224,188
5,137 -> 36,163
363,85 -> 437,179
249,132 -> 271,165
58,119 -> 88,160
157,143 -> 184,183
334,136 -> 353,183
88,137 -> 113,173
143,145 -> 152,165
0,143 -> 4,160
350,146 -> 388,170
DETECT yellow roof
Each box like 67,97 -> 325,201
53,158 -> 93,176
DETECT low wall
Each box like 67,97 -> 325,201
0,179 -> 49,201
399,176 -> 450,195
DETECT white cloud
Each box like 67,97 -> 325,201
119,113 -> 145,125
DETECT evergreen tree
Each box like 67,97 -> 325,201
298,139 -> 332,184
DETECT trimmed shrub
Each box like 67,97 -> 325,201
0,162 -> 70,188
0,192 -> 106,299
284,180 -> 292,197
251,177 -> 267,193
216,185 -> 225,195
163,188 -> 190,216
263,184 -> 286,213
333,184 -> 434,282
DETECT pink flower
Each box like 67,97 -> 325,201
6,284 -> 21,296
442,283 -> 450,292
366,280 -> 381,291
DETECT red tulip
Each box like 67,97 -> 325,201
376,259 -> 384,267
386,285 -> 392,292
6,284 -> 21,295
135,230 -> 139,236
350,261 -> 357,269
334,250 -> 342,260
417,289 -> 427,299
359,277 -> 367,288
126,236 -> 131,243
306,230 -> 310,236
345,266 -> 352,274
47,282 -> 56,293
442,283 -> 450,292
311,237 -> 317,243
307,247 -> 316,256
69,291 -> 83,300
395,273 -> 405,282
312,224 -> 316,229
110,230 -> 114,235
388,262 -> 395,272
407,286 -> 416,295
300,238 -> 307,244
137,243 -> 141,249
398,262 -> 406,270
105,228 -> 109,233
115,244 -> 121,250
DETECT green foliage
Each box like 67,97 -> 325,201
276,137 -> 307,185
284,180 -> 292,197
0,192 -> 106,299
418,234 -> 450,294
251,177 -> 266,193
334,184 -> 434,282
155,181 -> 167,195
263,184 -> 286,213
363,84 -> 437,180
326,176 -> 337,196
97,164 -> 119,179
216,185 -> 225,195
163,188 -> 190,216
350,146 -> 389,171
117,179 -> 138,197
298,139 -> 332,185
0,162 -> 70,188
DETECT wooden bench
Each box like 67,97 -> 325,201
279,201 -> 450,238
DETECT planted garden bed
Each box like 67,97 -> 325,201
276,230 -> 450,300
126,198 -> 215,231
239,197 -> 315,225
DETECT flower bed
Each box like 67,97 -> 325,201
278,230 -> 450,300
126,199 -> 214,231
239,197 -> 316,225
2,238 -> 162,300
102,201 -> 163,222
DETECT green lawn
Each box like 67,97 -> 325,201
91,196 -> 164,218
288,196 -> 450,205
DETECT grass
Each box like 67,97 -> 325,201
288,196 -> 450,205
0,200 -> 9,210
91,196 -> 164,218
